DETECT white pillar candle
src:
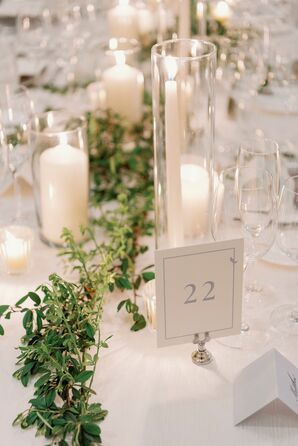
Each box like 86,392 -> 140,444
178,0 -> 190,38
108,0 -> 138,39
0,226 -> 33,274
137,8 -> 155,35
165,57 -> 183,247
181,163 -> 210,238
213,1 -> 231,24
40,143 -> 89,245
102,52 -> 144,124
197,1 -> 207,36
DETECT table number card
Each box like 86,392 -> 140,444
155,239 -> 244,347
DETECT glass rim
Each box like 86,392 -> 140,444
151,38 -> 217,61
101,37 -> 140,57
28,109 -> 86,136
0,83 -> 30,99
239,137 -> 279,155
220,165 -> 274,184
282,175 -> 298,196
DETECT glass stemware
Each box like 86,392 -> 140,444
237,137 -> 281,198
212,166 -> 277,348
271,175 -> 298,335
0,85 -> 35,223
237,137 -> 280,293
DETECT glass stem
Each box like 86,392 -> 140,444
12,169 -> 22,223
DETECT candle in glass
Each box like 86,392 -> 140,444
197,1 -> 207,36
102,51 -> 144,124
39,136 -> 89,245
164,56 -> 183,247
181,163 -> 209,238
178,0 -> 190,38
108,0 -> 138,39
137,6 -> 155,36
0,226 -> 33,274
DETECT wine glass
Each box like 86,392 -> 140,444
237,137 -> 280,294
0,85 -> 35,222
17,4 -> 52,86
271,175 -> 298,335
212,166 -> 277,348
237,137 -> 280,198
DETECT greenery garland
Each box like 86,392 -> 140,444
0,101 -> 155,445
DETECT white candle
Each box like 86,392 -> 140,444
102,52 -> 144,124
165,57 -> 183,247
0,226 -> 32,274
178,0 -> 190,38
197,1 -> 207,36
108,0 -> 138,39
181,163 -> 210,238
213,1 -> 231,24
40,143 -> 89,245
137,7 -> 155,35
86,81 -> 107,111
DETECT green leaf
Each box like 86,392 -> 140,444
131,315 -> 146,331
82,423 -> 101,436
142,271 -> 155,282
22,310 -> 33,332
0,324 -> 4,336
0,304 -> 9,317
28,292 -> 41,306
120,257 -> 129,273
16,294 -> 29,307
45,389 -> 56,407
85,323 -> 95,339
75,370 -> 94,383
117,300 -> 127,312
34,372 -> 51,388
36,312 -> 43,331
115,276 -> 133,290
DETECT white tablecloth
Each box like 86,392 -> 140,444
0,184 -> 298,446
1,1 -> 298,444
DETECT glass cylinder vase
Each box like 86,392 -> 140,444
29,110 -> 88,247
151,38 -> 216,249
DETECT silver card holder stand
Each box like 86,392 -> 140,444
192,332 -> 213,366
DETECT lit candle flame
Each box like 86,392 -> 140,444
214,1 -> 231,20
165,56 -> 178,81
197,1 -> 205,19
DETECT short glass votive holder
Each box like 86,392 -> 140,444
141,279 -> 157,331
29,110 -> 89,247
0,225 -> 33,275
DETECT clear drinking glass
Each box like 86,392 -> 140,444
271,175 -> 298,335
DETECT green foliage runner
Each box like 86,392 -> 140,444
0,101 -> 155,445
